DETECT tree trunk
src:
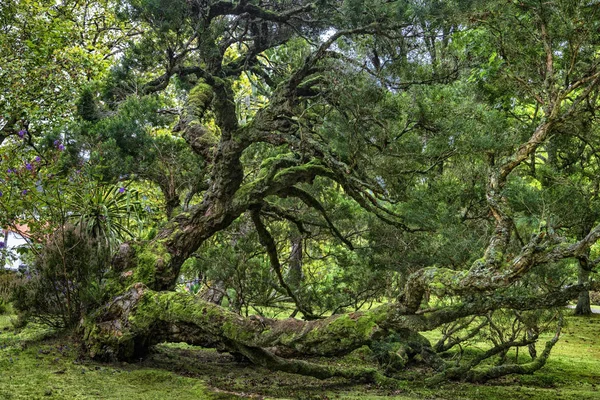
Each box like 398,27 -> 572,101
81,281 -> 588,383
97,209 -> 600,385
287,235 -> 303,289
200,280 -> 226,305
0,229 -> 8,269
574,263 -> 592,316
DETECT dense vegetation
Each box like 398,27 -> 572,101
1,0 -> 599,394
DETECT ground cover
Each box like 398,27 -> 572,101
0,313 -> 598,399
0,315 -> 234,400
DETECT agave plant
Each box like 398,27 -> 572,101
68,183 -> 143,252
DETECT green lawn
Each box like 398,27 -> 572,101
0,313 -> 599,399
0,315 -> 232,400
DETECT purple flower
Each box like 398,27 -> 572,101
18,129 -> 26,138
0,191 -> 3,197
7,168 -> 13,174
118,187 -> 126,193
21,189 -> 28,195
34,156 -> 41,163
25,163 -> 32,170
53,139 -> 60,146
0,241 -> 4,248
58,144 -> 65,151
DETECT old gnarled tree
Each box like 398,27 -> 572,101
69,0 -> 600,385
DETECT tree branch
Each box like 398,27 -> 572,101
250,205 -> 316,319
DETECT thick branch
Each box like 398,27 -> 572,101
84,281 -> 590,362
208,1 -> 315,23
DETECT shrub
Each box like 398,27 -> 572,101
12,226 -> 109,328
0,271 -> 21,315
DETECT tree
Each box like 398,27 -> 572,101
7,0 -> 600,385
0,0 -> 137,145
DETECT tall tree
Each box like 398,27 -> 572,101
7,0 -> 600,384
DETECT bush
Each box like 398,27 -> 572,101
12,226 -> 109,328
0,271 -> 21,315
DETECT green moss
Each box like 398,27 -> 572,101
131,241 -> 172,287
222,321 -> 255,342
189,121 -> 219,146
126,291 -> 231,340
188,81 -> 214,119
232,175 -> 269,204
259,153 -> 297,169
426,268 -> 467,295
271,160 -> 329,182
0,320 -> 220,399
470,258 -> 486,271
274,313 -> 380,355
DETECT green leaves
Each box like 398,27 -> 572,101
68,183 -> 144,252
0,0 -> 123,139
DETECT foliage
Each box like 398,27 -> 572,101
69,183 -> 144,252
589,291 -> 600,306
2,0 -> 600,387
11,226 -> 110,328
0,0 -> 133,142
0,271 -> 20,315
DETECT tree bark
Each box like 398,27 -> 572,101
575,263 -> 592,316
287,235 -> 304,290
82,281 -> 590,382
0,229 -> 8,269
199,280 -> 226,305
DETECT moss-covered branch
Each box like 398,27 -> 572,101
401,226 -> 600,312
84,282 -> 587,359
82,278 -> 588,385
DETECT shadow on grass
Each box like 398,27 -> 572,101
144,343 -> 383,399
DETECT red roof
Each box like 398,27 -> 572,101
2,224 -> 31,238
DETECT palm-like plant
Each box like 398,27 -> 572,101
69,184 -> 143,251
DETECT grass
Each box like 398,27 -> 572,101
406,314 -> 600,400
0,313 -> 599,399
0,315 -> 234,400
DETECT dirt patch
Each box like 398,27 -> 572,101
143,343 -> 380,399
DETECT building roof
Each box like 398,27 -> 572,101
2,224 -> 31,238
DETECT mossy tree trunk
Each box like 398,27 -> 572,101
83,282 -> 589,383
575,263 -> 592,316
80,0 -> 600,386
287,235 -> 304,290
575,232 -> 593,316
